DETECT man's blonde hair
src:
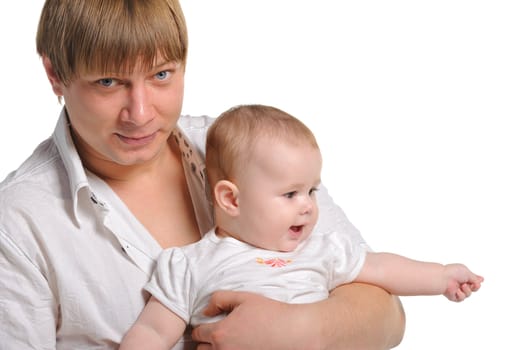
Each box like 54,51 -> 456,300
36,0 -> 188,85
206,104 -> 319,187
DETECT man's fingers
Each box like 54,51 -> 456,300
193,322 -> 214,346
196,345 -> 212,350
193,291 -> 265,346
202,290 -> 252,316
193,291 -> 252,345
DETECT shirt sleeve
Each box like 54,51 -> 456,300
326,229 -> 368,290
144,247 -> 194,324
314,185 -> 370,290
0,229 -> 57,349
315,184 -> 370,251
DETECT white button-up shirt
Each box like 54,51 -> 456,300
0,109 -> 367,349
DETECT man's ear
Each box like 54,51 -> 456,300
42,56 -> 64,97
214,180 -> 240,216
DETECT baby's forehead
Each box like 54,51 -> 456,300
252,134 -> 319,152
249,137 -> 321,164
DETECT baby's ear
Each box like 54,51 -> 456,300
214,180 -> 240,216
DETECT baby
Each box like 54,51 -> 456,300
120,104 -> 483,349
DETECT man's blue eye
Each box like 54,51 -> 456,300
156,71 -> 169,80
98,78 -> 114,87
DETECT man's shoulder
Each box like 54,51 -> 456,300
177,114 -> 216,154
0,138 -> 65,215
178,114 -> 215,132
1,138 -> 60,188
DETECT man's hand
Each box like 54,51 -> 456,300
192,290 -> 315,350
192,283 -> 405,350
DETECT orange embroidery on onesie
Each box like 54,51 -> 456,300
256,257 -> 292,267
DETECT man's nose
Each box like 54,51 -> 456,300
120,83 -> 154,126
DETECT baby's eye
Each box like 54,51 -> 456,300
309,187 -> 319,196
97,78 -> 115,87
155,70 -> 170,80
284,191 -> 296,199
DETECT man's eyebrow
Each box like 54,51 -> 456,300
151,60 -> 179,71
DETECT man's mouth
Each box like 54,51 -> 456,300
116,132 -> 157,146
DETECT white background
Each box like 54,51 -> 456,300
1,1 -> 525,348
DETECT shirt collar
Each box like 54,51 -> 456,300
173,127 -> 207,187
52,108 -> 91,226
51,108 -> 213,231
172,123 -> 214,235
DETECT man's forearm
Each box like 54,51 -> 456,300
319,283 -> 406,350
191,284 -> 405,350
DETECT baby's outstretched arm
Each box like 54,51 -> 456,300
356,252 -> 484,301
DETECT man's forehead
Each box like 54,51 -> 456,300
80,57 -> 180,76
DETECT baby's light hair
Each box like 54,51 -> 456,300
206,104 -> 319,188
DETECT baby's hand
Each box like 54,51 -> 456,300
443,263 -> 484,302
